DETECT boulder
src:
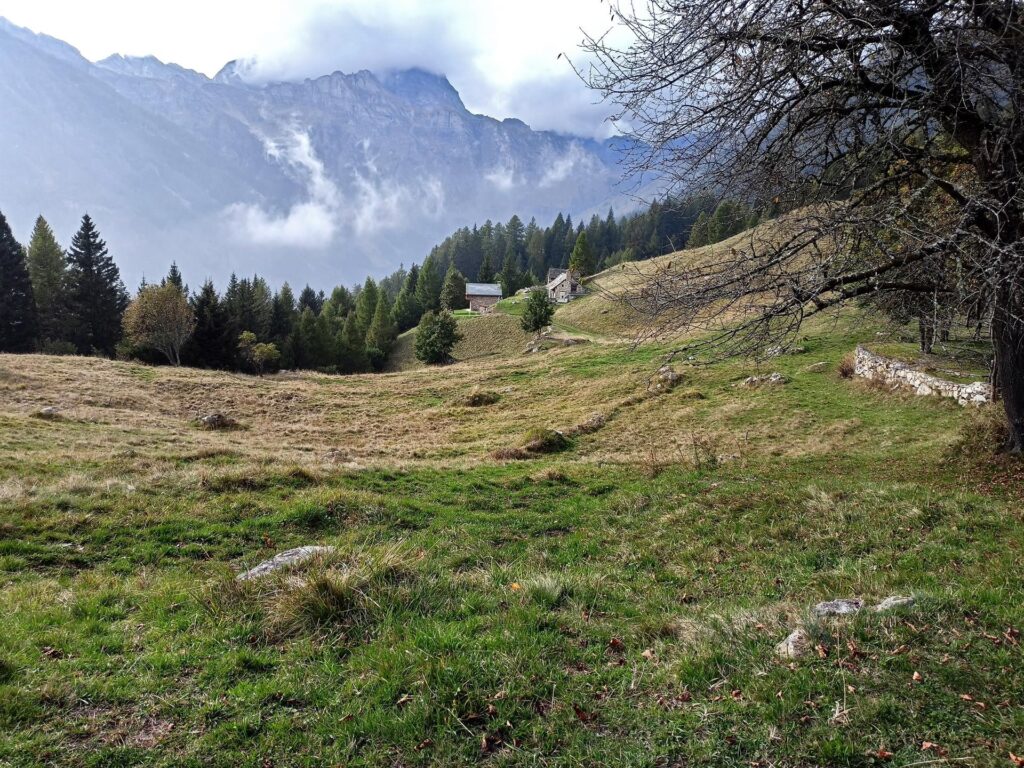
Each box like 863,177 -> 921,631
805,362 -> 830,373
741,372 -> 787,388
776,628 -> 810,659
812,598 -> 863,617
198,413 -> 237,430
874,595 -> 915,612
236,546 -> 336,581
650,365 -> 683,393
38,406 -> 61,419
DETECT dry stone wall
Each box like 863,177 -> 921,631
854,346 -> 991,406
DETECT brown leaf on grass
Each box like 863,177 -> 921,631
921,742 -> 948,756
641,648 -> 656,661
1010,753 -> 1024,768
572,704 -> 595,723
415,739 -> 433,751
396,694 -> 413,708
608,637 -> 625,653
815,644 -> 829,658
874,748 -> 894,759
912,671 -> 923,683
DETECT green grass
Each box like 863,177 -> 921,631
1,321 -> 1023,766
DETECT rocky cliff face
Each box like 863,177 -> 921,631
0,17 -> 633,288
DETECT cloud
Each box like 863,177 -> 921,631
231,0 -> 621,139
225,127 -> 341,248
226,126 -> 446,247
540,142 -> 602,188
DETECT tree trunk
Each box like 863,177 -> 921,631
993,294 -> 1024,454
918,317 -> 935,354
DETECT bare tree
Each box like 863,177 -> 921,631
581,1 -> 1024,450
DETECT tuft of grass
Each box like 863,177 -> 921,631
458,388 -> 501,408
838,352 -> 856,378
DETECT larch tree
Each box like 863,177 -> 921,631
583,1 -> 1024,450
26,216 -> 67,343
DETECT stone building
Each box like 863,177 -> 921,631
465,283 -> 503,312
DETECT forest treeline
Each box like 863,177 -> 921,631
0,193 -> 765,372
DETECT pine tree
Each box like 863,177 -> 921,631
65,214 -> 128,356
568,232 -> 596,277
25,216 -> 66,344
182,280 -> 230,369
354,277 -> 379,338
296,308 -> 331,369
526,228 -> 546,282
687,211 -> 711,248
0,211 -> 37,352
365,293 -> 397,370
392,265 -> 422,332
297,285 -> 323,315
521,288 -> 554,333
416,255 -> 443,313
440,262 -> 468,310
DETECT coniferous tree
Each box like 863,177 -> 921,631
354,277 -> 379,338
521,288 -> 554,333
338,312 -> 369,373
440,262 -> 468,310
416,255 -> 443,313
65,214 -> 128,356
687,211 -> 711,248
25,216 -> 67,344
414,310 -> 462,365
297,285 -> 324,315
164,262 -> 187,295
498,251 -> 521,298
365,293 -> 397,370
0,211 -> 37,352
182,280 -> 230,369
392,265 -> 422,332
568,232 -> 596,277
295,308 -> 331,369
477,251 -> 495,282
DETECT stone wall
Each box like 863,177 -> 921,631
853,346 -> 991,406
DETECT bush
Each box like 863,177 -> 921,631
459,388 -> 501,407
414,310 -> 462,365
521,288 -> 554,333
523,428 -> 572,454
838,353 -> 856,378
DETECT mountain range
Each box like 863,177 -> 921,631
0,17 -> 637,288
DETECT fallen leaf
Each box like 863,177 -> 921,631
875,748 -> 894,759
1010,753 -> 1024,768
816,644 -> 829,658
396,694 -> 413,708
608,637 -> 625,652
960,694 -> 974,701
415,739 -> 433,751
641,648 -> 656,661
912,671 -> 923,683
509,582 -> 522,592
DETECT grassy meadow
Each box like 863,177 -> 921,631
1,290 -> 1022,766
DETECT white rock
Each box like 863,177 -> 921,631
812,598 -> 863,617
38,406 -> 61,418
874,596 -> 915,612
776,628 -> 810,659
236,546 -> 336,581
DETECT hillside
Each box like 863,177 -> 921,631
2,310 -> 1022,766
385,312 -> 534,373
555,224 -> 784,338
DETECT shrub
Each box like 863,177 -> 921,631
521,288 -> 554,333
459,388 -> 501,407
838,353 -> 856,379
522,428 -> 572,454
415,310 -> 462,365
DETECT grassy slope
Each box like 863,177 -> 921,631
1,314 -> 1023,766
386,313 -> 532,373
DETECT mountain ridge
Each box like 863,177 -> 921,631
0,16 -> 638,289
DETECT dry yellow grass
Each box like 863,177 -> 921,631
555,219 -> 788,338
385,312 -> 532,372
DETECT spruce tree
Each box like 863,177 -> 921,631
568,232 -> 596,277
298,285 -> 323,315
26,216 -> 66,344
440,263 -> 468,310
0,211 -> 38,352
182,280 -> 230,369
164,262 -> 187,295
414,310 -> 462,365
477,251 -> 495,282
415,255 -> 443,313
391,265 -> 422,332
498,251 -> 521,298
65,214 -> 128,356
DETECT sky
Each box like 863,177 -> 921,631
0,0 -> 622,137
